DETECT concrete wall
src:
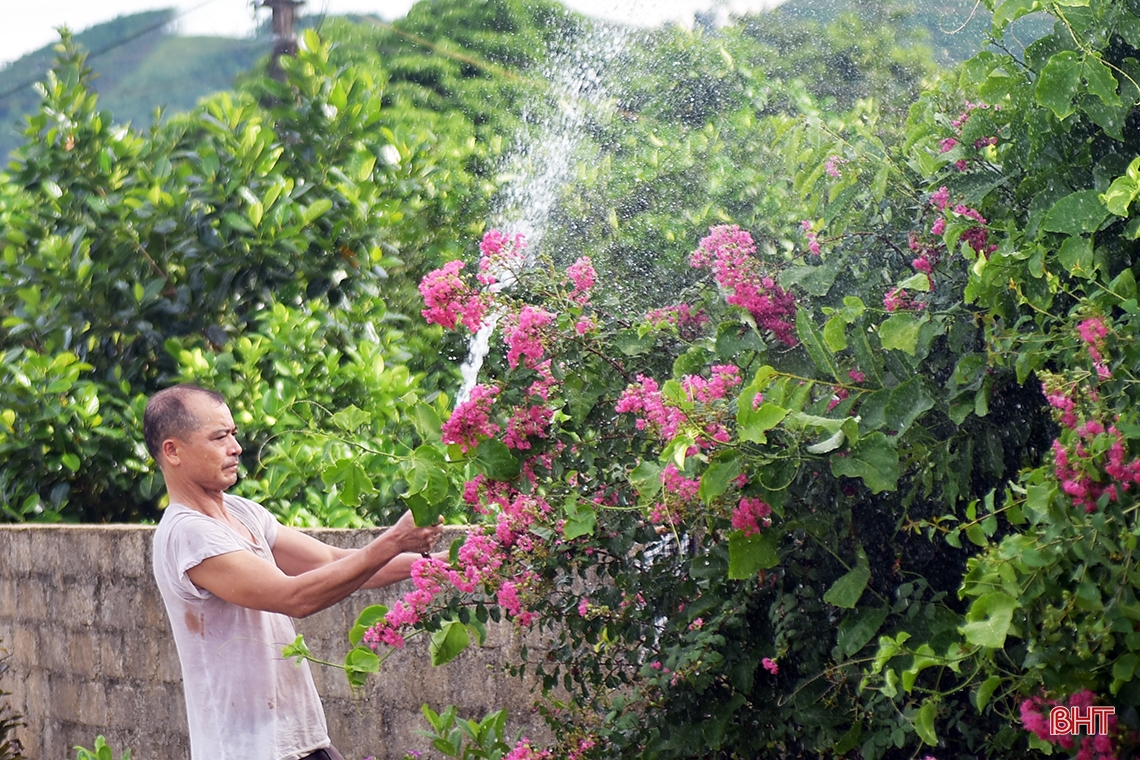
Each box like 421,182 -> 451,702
0,525 -> 543,760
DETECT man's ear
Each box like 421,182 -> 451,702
160,438 -> 181,467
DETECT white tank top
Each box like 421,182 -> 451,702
152,494 -> 331,760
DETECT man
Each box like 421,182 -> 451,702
146,384 -> 443,760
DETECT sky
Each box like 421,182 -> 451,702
0,0 -> 787,68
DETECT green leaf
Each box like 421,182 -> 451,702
302,198 -> 334,225
823,551 -> 871,608
430,620 -> 471,666
797,309 -> 839,380
411,404 -> 442,440
60,453 -> 81,472
475,438 -> 520,481
837,605 -> 890,657
738,402 -> 788,444
960,592 -> 1017,648
993,0 -> 1042,28
914,700 -> 938,746
282,634 -> 311,662
830,433 -> 899,493
321,458 -> 374,507
349,605 -> 389,647
330,404 -> 371,432
728,530 -> 779,579
1103,159 -> 1140,215
976,675 -> 1002,711
879,313 -> 927,355
629,460 -> 663,499
779,258 -> 840,296
562,494 -> 597,540
896,273 -> 932,293
1036,51 -> 1082,119
884,378 -> 934,436
823,315 -> 848,352
1042,190 -> 1109,234
699,456 -> 741,504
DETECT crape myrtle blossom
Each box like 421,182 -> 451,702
441,384 -> 500,453
478,229 -> 527,286
1020,690 -> 1121,759
502,305 -> 554,369
565,256 -> 596,302
689,225 -> 798,345
418,259 -> 489,332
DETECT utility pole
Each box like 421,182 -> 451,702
261,0 -> 305,80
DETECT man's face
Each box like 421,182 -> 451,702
170,394 -> 243,490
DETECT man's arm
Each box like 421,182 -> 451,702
271,526 -> 439,588
185,510 -> 441,618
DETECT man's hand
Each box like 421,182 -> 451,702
383,510 -> 444,556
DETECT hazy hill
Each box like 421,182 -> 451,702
0,9 -> 266,161
0,1 -> 1055,162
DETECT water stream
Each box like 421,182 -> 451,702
456,19 -> 630,402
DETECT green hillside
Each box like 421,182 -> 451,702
0,9 -> 266,160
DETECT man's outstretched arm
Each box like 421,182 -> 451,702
186,510 -> 441,617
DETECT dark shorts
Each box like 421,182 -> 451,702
300,747 -> 345,760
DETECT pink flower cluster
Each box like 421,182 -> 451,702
1052,421 -> 1140,513
732,497 -> 772,536
762,657 -> 779,675
942,100 -> 999,172
1020,690 -> 1119,758
661,463 -> 701,502
565,256 -> 596,302
1078,317 -> 1111,379
502,404 -> 554,450
925,188 -> 996,258
682,365 -> 741,403
884,287 -> 923,313
441,384 -> 500,453
504,738 -> 551,760
689,225 -> 797,345
419,260 -> 488,331
824,155 -> 847,178
503,305 -> 554,369
477,230 -> 527,286
567,737 -> 596,760
616,375 -> 688,440
801,220 -> 821,256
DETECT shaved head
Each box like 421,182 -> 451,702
144,384 -> 226,462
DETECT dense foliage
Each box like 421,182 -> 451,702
6,0 -> 1140,758
304,2 -> 1140,759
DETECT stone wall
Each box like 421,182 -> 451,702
0,525 -> 542,760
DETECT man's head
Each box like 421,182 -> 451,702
144,385 -> 242,490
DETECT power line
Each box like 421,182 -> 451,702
0,0 -> 235,106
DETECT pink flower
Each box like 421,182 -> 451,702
912,256 -> 933,274
824,155 -> 846,178
419,260 -> 487,331
661,463 -> 701,502
504,738 -> 551,760
503,305 -> 554,369
478,230 -> 527,286
939,137 -> 958,153
566,256 -> 596,300
732,497 -> 772,537
762,657 -> 779,675
848,369 -> 866,383
691,225 -> 797,345
930,218 -> 946,235
884,288 -> 923,313
578,598 -> 589,616
502,404 -> 553,450
930,186 -> 950,211
441,385 -> 500,452
616,375 -> 688,440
